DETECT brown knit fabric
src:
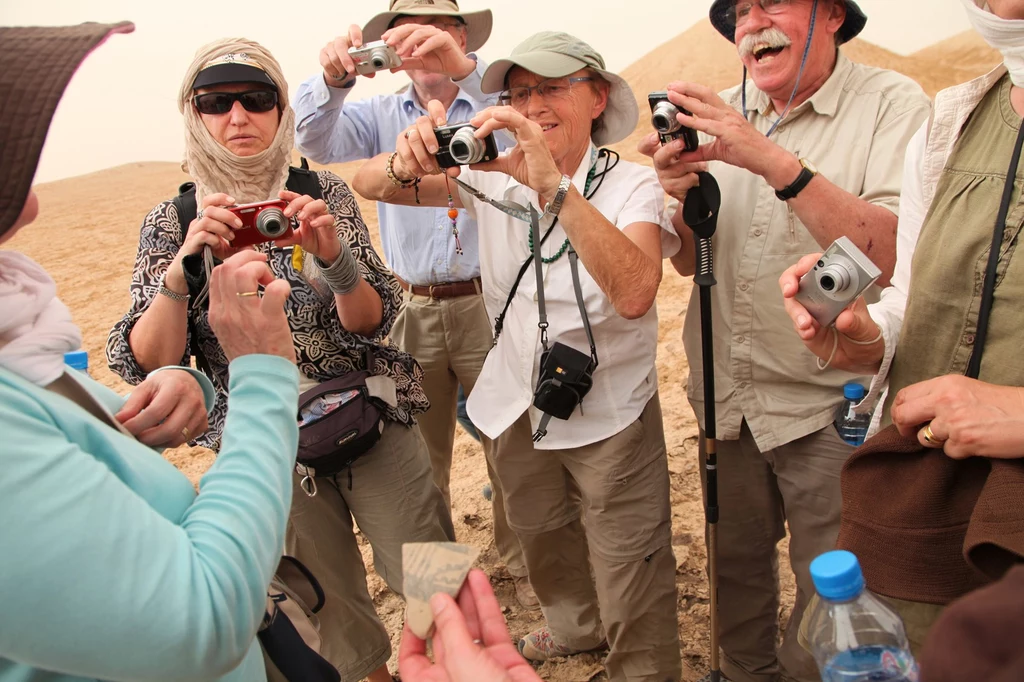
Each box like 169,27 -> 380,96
837,424 -> 1024,605
918,565 -> 1024,682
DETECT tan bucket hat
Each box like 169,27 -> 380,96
479,31 -> 639,147
363,0 -> 493,54
0,21 -> 135,238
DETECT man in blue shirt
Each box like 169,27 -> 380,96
293,0 -> 534,608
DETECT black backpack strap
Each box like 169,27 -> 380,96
286,158 -> 323,201
171,181 -> 197,229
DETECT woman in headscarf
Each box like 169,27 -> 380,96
107,38 -> 453,682
1,22 -> 298,681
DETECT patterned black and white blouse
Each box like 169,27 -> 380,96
107,170 -> 428,450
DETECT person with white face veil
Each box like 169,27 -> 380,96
780,0 -> 1024,656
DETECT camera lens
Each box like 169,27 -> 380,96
817,263 -> 853,296
449,126 -> 485,164
256,208 -> 287,238
652,101 -> 681,134
369,48 -> 389,70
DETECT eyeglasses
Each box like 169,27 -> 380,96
730,0 -> 793,25
498,77 -> 593,110
193,90 -> 279,116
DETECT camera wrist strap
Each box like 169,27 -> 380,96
966,117 -> 1024,379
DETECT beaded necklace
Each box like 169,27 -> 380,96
528,157 -> 600,264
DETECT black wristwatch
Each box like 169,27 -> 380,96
775,158 -> 818,201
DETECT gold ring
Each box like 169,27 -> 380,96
921,423 -> 945,445
236,291 -> 259,297
181,426 -> 190,441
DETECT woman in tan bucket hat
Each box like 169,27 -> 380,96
0,22 -> 312,682
355,30 -> 684,682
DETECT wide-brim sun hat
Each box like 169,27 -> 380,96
191,52 -> 277,90
0,21 -> 135,239
363,0 -> 493,54
479,31 -> 639,147
709,0 -> 867,45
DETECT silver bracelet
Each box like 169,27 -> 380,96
158,274 -> 190,303
315,246 -> 361,295
546,175 -> 572,217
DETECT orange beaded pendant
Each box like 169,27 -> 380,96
445,175 -> 463,255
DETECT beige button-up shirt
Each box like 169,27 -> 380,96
684,52 -> 931,451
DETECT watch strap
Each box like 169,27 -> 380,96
547,175 -> 572,217
775,163 -> 815,201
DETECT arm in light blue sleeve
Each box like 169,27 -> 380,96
452,54 -> 492,104
293,72 -> 382,163
0,355 -> 299,682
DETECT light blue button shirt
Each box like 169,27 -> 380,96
293,58 -> 504,286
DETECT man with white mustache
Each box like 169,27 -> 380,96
639,1 -> 929,681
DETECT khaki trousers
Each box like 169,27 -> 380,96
284,421 -> 453,682
486,394 -> 682,682
699,420 -> 852,682
390,289 -> 526,576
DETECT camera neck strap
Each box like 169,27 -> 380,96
471,147 -> 616,344
966,116 -> 1024,379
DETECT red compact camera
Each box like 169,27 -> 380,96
227,199 -> 293,248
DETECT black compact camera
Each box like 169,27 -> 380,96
648,91 -> 699,151
434,123 -> 499,169
533,342 -> 595,421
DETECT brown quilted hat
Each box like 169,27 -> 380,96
0,21 -> 135,238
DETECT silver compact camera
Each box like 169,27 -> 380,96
794,236 -> 882,328
348,40 -> 402,75
434,123 -> 498,169
648,91 -> 699,151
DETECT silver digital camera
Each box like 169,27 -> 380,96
348,40 -> 402,75
434,123 -> 498,169
648,91 -> 699,151
794,236 -> 881,328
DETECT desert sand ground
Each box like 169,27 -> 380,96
7,20 -> 1001,681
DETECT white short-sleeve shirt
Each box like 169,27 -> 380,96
459,143 -> 680,449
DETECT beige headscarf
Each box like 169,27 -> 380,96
178,38 -> 295,205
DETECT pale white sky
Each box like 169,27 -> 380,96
2,0 -> 971,183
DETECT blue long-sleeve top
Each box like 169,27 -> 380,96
0,355 -> 299,682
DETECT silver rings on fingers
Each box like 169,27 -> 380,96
703,102 -> 710,112
404,130 -> 412,139
196,208 -> 204,221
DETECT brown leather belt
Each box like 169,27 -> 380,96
395,275 -> 482,299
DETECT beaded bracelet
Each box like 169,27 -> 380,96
386,151 -> 417,188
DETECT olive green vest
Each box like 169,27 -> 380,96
883,74 -> 1024,424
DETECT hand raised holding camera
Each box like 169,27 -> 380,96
163,192 -> 243,295
780,252 -> 884,375
274,190 -> 339,262
207,251 -> 295,364
382,22 -> 475,80
637,133 -> 707,204
320,25 -> 365,86
469,105 -> 563,201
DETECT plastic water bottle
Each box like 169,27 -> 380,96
806,550 -> 920,682
836,383 -> 870,446
64,350 -> 90,376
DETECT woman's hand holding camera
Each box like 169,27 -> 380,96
468,104 -> 563,201
164,192 -> 243,294
381,23 -> 476,81
779,253 -> 884,375
275,190 -> 339,262
207,251 -> 295,364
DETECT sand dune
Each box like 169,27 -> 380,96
8,21 -> 1000,681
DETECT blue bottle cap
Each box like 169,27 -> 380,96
64,350 -> 89,371
843,382 -> 866,400
810,550 -> 865,601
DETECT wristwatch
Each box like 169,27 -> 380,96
775,158 -> 818,201
547,175 -> 572,217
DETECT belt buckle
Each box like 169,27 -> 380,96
428,283 -> 439,299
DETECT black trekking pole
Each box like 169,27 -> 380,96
684,172 -> 723,682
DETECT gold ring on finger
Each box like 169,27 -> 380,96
181,426 -> 191,441
921,423 -> 946,445
237,291 -> 260,298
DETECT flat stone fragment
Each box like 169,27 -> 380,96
403,542 -> 480,639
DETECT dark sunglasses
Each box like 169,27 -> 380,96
193,90 -> 278,115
